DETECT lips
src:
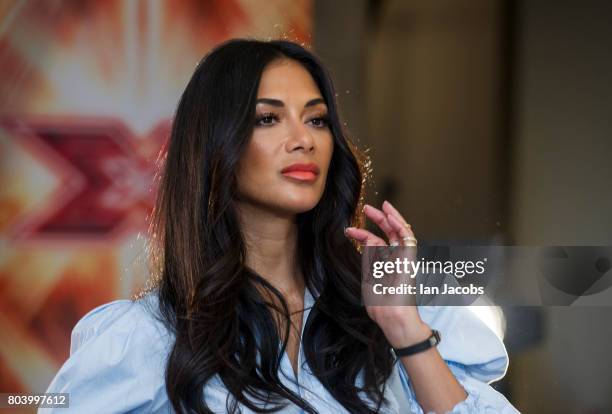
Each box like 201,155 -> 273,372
281,163 -> 320,182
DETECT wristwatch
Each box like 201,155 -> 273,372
393,329 -> 441,357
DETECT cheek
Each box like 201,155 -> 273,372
318,135 -> 335,178
236,136 -> 278,194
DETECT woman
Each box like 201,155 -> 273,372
42,39 -> 519,413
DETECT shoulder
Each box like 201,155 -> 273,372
417,305 -> 509,382
42,292 -> 175,413
385,306 -> 518,413
69,292 -> 171,355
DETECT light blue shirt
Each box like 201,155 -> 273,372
41,288 -> 519,413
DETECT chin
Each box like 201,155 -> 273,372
281,199 -> 320,214
278,192 -> 323,214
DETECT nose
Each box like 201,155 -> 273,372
285,118 -> 315,153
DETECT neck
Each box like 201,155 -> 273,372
236,201 -> 304,298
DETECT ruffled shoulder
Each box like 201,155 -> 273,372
387,306 -> 518,413
417,305 -> 509,383
69,294 -> 169,353
41,293 -> 174,413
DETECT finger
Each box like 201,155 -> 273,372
363,204 -> 400,245
386,213 -> 415,240
382,200 -> 412,231
386,214 -> 418,277
345,227 -> 387,246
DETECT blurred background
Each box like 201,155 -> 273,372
1,1 -> 611,413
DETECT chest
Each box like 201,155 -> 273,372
284,310 -> 304,377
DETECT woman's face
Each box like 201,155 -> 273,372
235,59 -> 334,215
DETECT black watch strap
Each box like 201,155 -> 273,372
393,329 -> 441,357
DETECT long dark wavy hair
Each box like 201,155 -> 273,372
148,38 -> 394,414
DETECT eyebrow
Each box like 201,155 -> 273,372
255,98 -> 326,108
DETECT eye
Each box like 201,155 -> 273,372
255,112 -> 279,127
308,115 -> 329,128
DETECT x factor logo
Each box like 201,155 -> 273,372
1,115 -> 169,245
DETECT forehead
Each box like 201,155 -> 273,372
257,59 -> 323,100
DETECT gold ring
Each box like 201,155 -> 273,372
402,236 -> 417,246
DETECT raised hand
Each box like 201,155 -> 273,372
344,200 -> 431,348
